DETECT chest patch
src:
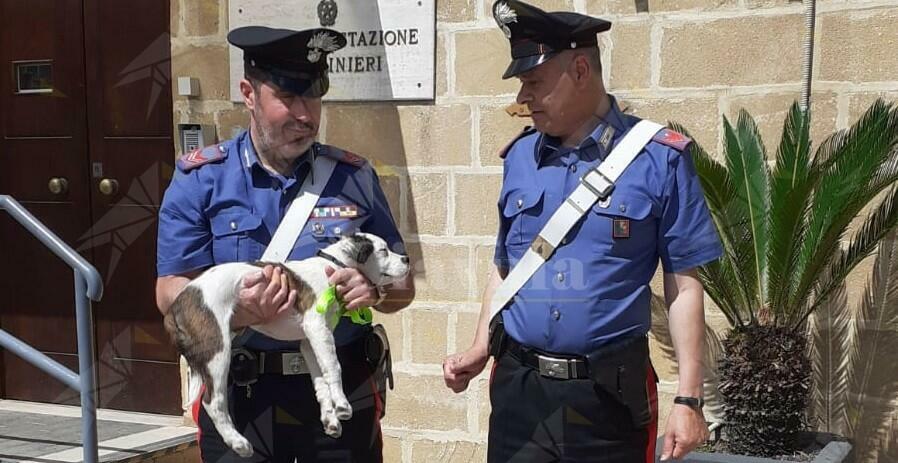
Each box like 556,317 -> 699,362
613,219 -> 631,239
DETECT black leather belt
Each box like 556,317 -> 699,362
256,351 -> 310,375
242,334 -> 370,377
504,337 -> 590,380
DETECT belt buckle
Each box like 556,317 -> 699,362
537,355 -> 570,379
281,352 -> 307,375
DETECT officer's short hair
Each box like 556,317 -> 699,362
244,63 -> 267,91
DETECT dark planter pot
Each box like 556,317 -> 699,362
654,430 -> 852,463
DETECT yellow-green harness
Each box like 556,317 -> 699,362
314,286 -> 373,326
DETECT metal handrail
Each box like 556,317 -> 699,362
0,194 -> 102,463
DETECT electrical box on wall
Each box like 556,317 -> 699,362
178,124 -> 216,154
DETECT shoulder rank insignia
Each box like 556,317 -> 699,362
315,144 -> 368,168
652,128 -> 692,151
499,126 -> 537,159
177,144 -> 227,171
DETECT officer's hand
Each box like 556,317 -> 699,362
232,265 -> 298,328
442,345 -> 489,393
660,404 -> 709,461
325,266 -> 379,310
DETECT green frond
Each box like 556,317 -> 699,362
768,103 -> 814,317
722,111 -> 770,312
791,101 -> 898,324
802,186 -> 898,326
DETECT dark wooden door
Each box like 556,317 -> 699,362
0,0 -> 93,407
0,0 -> 179,414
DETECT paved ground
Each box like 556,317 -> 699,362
0,401 -> 195,463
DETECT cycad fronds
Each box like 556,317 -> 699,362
721,111 -> 770,321
791,101 -> 898,324
844,234 -> 898,461
808,282 -> 850,435
767,105 -> 813,321
683,99 -> 898,329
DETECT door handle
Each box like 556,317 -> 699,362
48,177 -> 69,195
98,178 -> 119,196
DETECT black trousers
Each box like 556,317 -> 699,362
488,351 -> 658,463
194,348 -> 383,463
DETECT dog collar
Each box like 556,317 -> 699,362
316,249 -> 347,268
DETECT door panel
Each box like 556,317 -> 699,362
0,0 -> 91,404
0,0 -> 179,414
83,0 -> 179,414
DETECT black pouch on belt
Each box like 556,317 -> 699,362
585,336 -> 654,429
365,324 -> 393,418
230,347 -> 259,387
488,318 -> 507,358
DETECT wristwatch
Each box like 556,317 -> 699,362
673,396 -> 704,410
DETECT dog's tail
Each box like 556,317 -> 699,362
184,367 -> 203,408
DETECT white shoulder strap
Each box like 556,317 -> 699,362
488,120 -> 664,321
261,155 -> 338,263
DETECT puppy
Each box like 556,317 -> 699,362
163,233 -> 410,457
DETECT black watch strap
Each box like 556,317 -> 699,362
673,396 -> 704,410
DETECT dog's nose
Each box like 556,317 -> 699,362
400,255 -> 409,264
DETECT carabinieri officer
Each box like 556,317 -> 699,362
444,2 -> 723,462
156,26 -> 414,463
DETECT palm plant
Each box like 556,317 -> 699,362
811,232 -> 898,461
671,99 -> 898,457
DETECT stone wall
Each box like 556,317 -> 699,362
169,0 -> 898,460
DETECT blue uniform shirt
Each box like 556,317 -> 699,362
495,96 -> 723,355
157,130 -> 404,348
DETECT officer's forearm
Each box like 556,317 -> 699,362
376,273 -> 415,313
155,273 -> 197,316
663,269 -> 705,397
472,266 -> 504,352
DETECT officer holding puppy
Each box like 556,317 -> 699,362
155,26 -> 414,462
444,1 -> 722,462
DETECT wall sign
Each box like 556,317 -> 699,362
229,0 -> 436,102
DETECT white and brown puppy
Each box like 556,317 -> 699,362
163,233 -> 409,457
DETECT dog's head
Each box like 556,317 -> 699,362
324,233 -> 410,286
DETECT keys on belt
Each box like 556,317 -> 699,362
505,338 -> 589,380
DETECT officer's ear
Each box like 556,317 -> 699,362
570,53 -> 592,85
240,78 -> 257,111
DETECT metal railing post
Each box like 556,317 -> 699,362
0,195 -> 103,463
75,271 -> 99,463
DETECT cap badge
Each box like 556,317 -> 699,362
307,31 -> 340,63
493,2 -> 518,38
317,0 -> 338,27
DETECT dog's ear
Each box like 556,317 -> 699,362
348,234 -> 374,264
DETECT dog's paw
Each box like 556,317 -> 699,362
230,437 -> 254,458
324,421 -> 343,439
335,402 -> 352,421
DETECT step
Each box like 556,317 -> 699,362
0,400 -> 197,463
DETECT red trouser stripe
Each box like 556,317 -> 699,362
368,375 -> 384,448
191,386 -> 204,445
645,366 -> 659,463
